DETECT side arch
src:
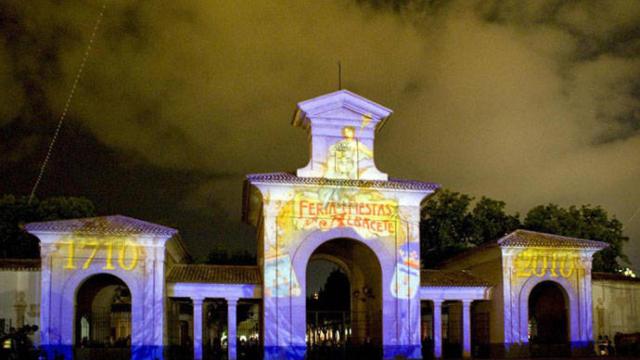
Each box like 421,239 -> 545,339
517,275 -> 578,344
58,269 -> 144,348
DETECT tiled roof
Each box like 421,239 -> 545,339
421,269 -> 491,287
167,264 -> 261,284
592,272 -> 640,283
433,242 -> 500,268
498,230 -> 608,249
247,172 -> 440,192
0,258 -> 41,271
24,215 -> 178,236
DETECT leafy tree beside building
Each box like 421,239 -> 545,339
0,194 -> 95,258
420,190 -> 521,268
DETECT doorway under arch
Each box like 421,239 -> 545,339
305,238 -> 383,358
528,280 -> 569,356
75,273 -> 131,360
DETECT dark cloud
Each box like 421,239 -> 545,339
1,0 -> 639,267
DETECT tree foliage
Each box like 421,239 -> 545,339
522,204 -> 628,272
468,197 -> 521,246
0,194 -> 96,258
420,189 -> 520,268
307,268 -> 350,312
205,245 -> 256,265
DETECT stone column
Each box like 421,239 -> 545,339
39,243 -> 54,349
462,300 -> 472,358
153,246 -> 167,356
582,257 -> 594,343
192,297 -> 204,360
433,300 -> 443,359
227,298 -> 238,360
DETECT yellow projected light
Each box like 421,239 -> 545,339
58,237 -> 141,271
275,187 -> 402,244
514,248 -> 582,278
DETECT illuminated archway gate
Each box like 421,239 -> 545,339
75,273 -> 132,359
528,280 -> 569,356
243,90 -> 439,359
305,238 -> 384,357
499,230 -> 608,356
27,215 -> 178,360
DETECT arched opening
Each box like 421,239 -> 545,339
528,281 -> 569,357
305,238 -> 382,359
75,273 -> 131,360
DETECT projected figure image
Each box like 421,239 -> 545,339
264,251 -> 301,298
263,226 -> 301,298
324,126 -> 373,180
391,242 -> 420,299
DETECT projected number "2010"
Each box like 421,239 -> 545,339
514,250 -> 577,278
62,240 -> 139,271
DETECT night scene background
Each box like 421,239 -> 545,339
1,0 -> 639,281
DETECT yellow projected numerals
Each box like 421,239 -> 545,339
63,240 -> 139,271
82,240 -> 99,269
515,251 -> 576,278
118,242 -> 138,271
104,241 -> 115,270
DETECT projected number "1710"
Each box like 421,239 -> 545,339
62,240 -> 139,271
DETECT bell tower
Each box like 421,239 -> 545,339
292,89 -> 392,180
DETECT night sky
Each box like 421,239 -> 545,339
1,1 -> 639,271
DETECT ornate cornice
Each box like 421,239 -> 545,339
247,172 -> 440,192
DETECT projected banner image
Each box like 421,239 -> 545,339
391,241 -> 420,299
321,125 -> 374,180
262,183 -> 419,300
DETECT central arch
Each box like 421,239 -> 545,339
305,238 -> 383,358
288,227 -> 404,359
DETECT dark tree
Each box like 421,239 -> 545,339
468,197 -> 521,246
420,189 -> 520,268
0,194 -> 96,258
420,189 -> 473,264
307,268 -> 350,312
523,204 -> 628,273
205,245 -> 256,265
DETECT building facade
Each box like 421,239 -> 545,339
1,90 -> 639,359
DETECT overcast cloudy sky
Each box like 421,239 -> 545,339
1,0 -> 639,269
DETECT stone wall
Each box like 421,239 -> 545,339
0,269 -> 40,343
592,278 -> 640,339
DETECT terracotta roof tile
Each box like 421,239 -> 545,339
498,229 -> 608,249
421,269 -> 491,287
167,264 -> 261,284
247,172 -> 440,192
24,215 -> 178,236
0,258 -> 41,271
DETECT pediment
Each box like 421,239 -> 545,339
293,89 -> 392,130
25,215 -> 178,237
